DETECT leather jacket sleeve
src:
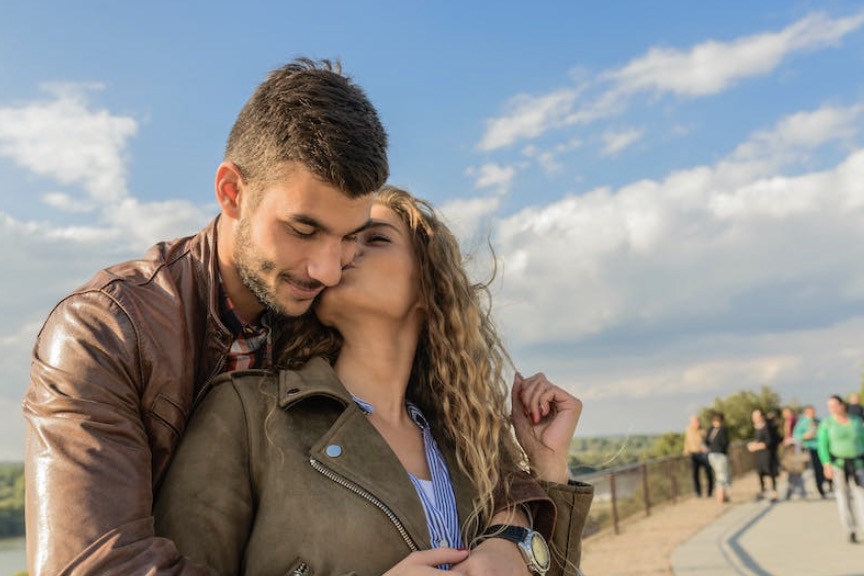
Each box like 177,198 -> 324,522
23,291 -> 215,576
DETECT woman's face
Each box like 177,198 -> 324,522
752,410 -> 764,425
826,397 -> 844,417
316,203 -> 423,328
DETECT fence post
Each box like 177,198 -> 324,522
641,463 -> 651,516
608,471 -> 619,535
669,458 -> 678,503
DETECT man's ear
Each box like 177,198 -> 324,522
215,162 -> 245,220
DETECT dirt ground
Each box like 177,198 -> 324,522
579,471 -> 758,575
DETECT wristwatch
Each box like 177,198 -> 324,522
480,524 -> 551,575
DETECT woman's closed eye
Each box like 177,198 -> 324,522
360,231 -> 392,245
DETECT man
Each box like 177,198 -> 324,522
24,59 -> 571,576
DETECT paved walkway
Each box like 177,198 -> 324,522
580,470 -> 864,576
673,480 -> 862,575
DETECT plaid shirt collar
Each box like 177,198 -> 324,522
218,277 -> 272,372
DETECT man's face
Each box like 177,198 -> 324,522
233,165 -> 372,317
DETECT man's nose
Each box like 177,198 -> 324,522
307,241 -> 345,287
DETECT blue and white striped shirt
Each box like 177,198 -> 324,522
352,397 -> 463,559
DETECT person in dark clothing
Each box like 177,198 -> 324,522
706,412 -> 731,503
683,415 -> 714,497
849,392 -> 864,420
748,408 -> 780,501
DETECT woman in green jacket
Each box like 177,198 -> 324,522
817,394 -> 864,544
155,186 -> 592,575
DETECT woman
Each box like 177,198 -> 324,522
818,394 -> 864,544
154,186 -> 592,575
683,415 -> 713,498
747,408 -> 779,502
706,412 -> 730,504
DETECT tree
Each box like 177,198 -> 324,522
0,463 -> 25,537
859,366 -> 864,400
648,432 -> 684,459
699,385 -> 781,442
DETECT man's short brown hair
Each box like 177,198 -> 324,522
226,58 -> 388,197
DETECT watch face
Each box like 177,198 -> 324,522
530,532 -> 551,570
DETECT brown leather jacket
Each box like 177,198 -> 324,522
23,218 -> 565,576
25,218 -> 229,576
154,358 -> 594,576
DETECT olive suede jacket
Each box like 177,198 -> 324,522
23,218 -> 574,576
154,358 -> 594,576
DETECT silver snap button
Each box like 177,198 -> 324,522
325,444 -> 342,458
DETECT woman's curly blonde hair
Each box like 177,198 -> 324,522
275,185 -> 524,534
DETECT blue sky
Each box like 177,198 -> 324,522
2,1 -> 864,459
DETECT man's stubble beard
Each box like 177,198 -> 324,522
234,217 -> 292,317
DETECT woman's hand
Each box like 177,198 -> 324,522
383,548 -> 469,575
511,372 -> 582,484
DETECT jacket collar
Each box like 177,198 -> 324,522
277,356 -> 354,410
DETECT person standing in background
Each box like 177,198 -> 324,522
781,407 -> 797,445
818,394 -> 864,544
748,408 -> 780,502
848,392 -> 864,420
794,405 -> 829,499
706,413 -> 731,504
683,415 -> 714,498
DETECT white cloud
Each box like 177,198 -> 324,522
606,11 -> 864,98
440,194 -> 502,244
601,128 -> 643,156
477,11 -> 864,150
0,83 -> 138,204
494,140 -> 864,348
536,152 -> 562,174
467,162 -> 517,193
521,139 -> 583,175
729,103 -> 864,165
0,86 -> 213,252
42,192 -> 96,213
578,355 -> 802,400
479,89 -> 580,151
105,197 -> 215,250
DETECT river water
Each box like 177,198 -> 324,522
0,538 -> 26,575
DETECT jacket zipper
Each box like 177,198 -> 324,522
310,458 -> 419,552
289,562 -> 309,576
